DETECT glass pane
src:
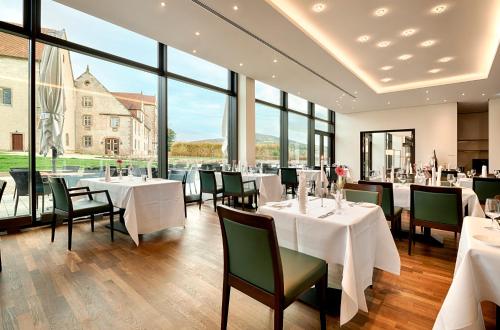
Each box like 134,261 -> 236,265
315,120 -> 329,132
255,103 -> 280,166
41,0 -> 157,66
288,113 -> 308,167
0,32 -> 30,218
314,135 -> 320,166
287,93 -> 308,113
315,104 -> 329,120
34,43 -> 158,217
167,47 -> 228,89
1,0 -> 23,25
168,79 -> 228,168
323,136 -> 330,164
255,80 -> 280,105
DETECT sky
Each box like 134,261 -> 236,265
0,0 -> 313,143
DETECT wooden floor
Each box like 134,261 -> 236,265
0,205 -> 497,329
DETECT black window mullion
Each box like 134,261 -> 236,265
280,91 -> 288,167
307,102 -> 314,167
158,43 -> 168,178
228,71 -> 238,163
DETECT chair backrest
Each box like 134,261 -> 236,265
9,169 -> 30,196
168,170 -> 187,184
48,177 -> 71,212
221,171 -> 243,195
0,179 -> 6,203
344,183 -> 383,206
199,170 -> 217,193
358,180 -> 394,217
473,177 -> 500,204
280,168 -> 298,185
410,185 -> 463,227
217,205 -> 283,295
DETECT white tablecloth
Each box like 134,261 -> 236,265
434,217 -> 500,330
392,184 -> 485,217
78,177 -> 185,245
215,173 -> 282,204
457,178 -> 473,189
259,198 -> 400,325
297,169 -> 321,182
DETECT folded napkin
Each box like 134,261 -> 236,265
481,165 -> 487,177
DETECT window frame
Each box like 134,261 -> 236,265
82,114 -> 92,127
81,95 -> 93,107
110,117 -> 120,128
0,87 -> 13,106
82,135 -> 92,147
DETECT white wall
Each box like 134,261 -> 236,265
238,75 -> 256,165
489,98 -> 500,172
336,103 -> 458,180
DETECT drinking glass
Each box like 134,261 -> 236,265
494,170 -> 500,178
398,172 -> 407,184
447,174 -> 456,186
466,170 -> 471,178
485,199 -> 500,230
471,169 -> 476,177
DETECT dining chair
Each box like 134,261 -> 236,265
9,170 -> 51,215
472,177 -> 500,204
358,180 -> 402,237
343,183 -> 383,206
221,172 -> 258,210
48,177 -> 115,251
62,165 -> 80,172
169,169 -> 189,217
409,185 -> 463,255
217,205 -> 327,330
280,168 -> 299,197
328,166 -> 338,188
0,179 -> 6,272
199,170 -> 223,211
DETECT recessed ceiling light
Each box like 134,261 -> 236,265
426,97 -> 430,101
239,63 -> 243,66
444,99 -> 447,102
428,68 -> 442,74
192,49 -> 197,54
352,99 -> 357,102
357,35 -> 370,43
425,90 -> 429,94
381,78 -> 393,83
401,28 -> 417,37
160,2 -> 166,7
431,4 -> 448,14
461,92 -> 465,96
233,5 -> 238,10
377,41 -> 391,48
398,54 -> 413,61
438,56 -> 454,63
272,74 -> 276,78
387,101 -> 391,105
374,7 -> 388,17
312,3 -> 326,13
297,92 -> 301,95
273,59 -> 278,63
354,91 -> 358,94
420,39 -> 436,47
482,92 -> 486,96
380,65 -> 393,71
195,31 -> 200,36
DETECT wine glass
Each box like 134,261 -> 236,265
398,172 -> 407,185
471,169 -> 476,177
494,170 -> 500,178
466,170 -> 471,178
485,199 -> 500,230
447,174 -> 456,186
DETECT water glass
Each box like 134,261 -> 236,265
447,174 -> 456,186
471,169 -> 476,177
485,199 -> 500,230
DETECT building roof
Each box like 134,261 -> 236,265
0,31 -> 45,61
111,92 -> 156,110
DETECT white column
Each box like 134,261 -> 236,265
489,98 -> 500,172
238,75 -> 256,166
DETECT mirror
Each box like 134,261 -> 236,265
360,129 -> 415,180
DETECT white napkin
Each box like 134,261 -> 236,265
436,166 -> 442,186
381,166 -> 386,182
105,164 -> 111,182
481,165 -> 487,177
147,160 -> 153,179
390,168 -> 394,183
431,167 -> 436,186
298,172 -> 307,214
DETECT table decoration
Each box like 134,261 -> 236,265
298,172 -> 308,214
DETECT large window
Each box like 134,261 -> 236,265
168,79 -> 228,168
287,93 -> 308,113
255,81 -> 280,105
40,0 -> 157,66
167,47 -> 228,89
0,0 -> 23,25
288,112 -> 308,167
255,103 -> 280,166
315,104 -> 329,120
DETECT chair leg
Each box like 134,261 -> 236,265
274,306 -> 284,330
213,193 -> 217,212
90,214 -> 95,232
408,223 -> 412,255
51,213 -> 57,242
316,271 -> 327,330
221,277 -> 230,330
199,194 -> 202,210
67,217 -> 73,251
42,195 -> 45,213
109,210 -> 114,242
14,195 -> 19,216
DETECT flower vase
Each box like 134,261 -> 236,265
118,169 -> 123,180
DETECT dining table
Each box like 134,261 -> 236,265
259,197 -> 400,325
78,177 -> 185,245
215,172 -> 282,204
434,216 -> 500,330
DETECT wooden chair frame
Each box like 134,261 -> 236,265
217,205 -> 326,330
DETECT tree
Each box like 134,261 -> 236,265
168,128 -> 176,151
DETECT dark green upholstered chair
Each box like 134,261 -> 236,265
48,177 -> 114,251
343,183 -> 383,206
473,177 -> 500,204
409,185 -> 463,255
217,205 -> 327,330
280,168 -> 299,197
168,169 -> 189,217
221,171 -> 258,210
199,170 -> 223,211
9,169 -> 51,215
0,179 -> 5,272
358,180 -> 403,237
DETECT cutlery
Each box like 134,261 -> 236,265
318,210 -> 336,218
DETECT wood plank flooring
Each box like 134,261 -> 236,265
0,205 -> 497,329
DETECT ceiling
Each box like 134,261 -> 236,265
56,0 -> 500,113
